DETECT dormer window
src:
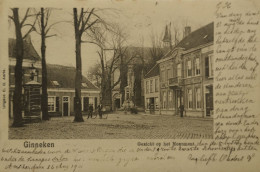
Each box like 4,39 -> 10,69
82,83 -> 88,87
51,81 -> 59,86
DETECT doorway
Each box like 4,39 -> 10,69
62,96 -> 70,116
115,98 -> 120,109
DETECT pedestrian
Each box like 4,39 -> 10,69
98,104 -> 102,119
179,104 -> 184,117
87,104 -> 94,119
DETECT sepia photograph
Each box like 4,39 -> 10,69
7,2 -> 214,139
1,0 -> 260,171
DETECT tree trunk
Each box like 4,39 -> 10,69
101,81 -> 112,111
12,8 -> 24,127
73,8 -> 84,122
119,62 -> 127,105
41,8 -> 49,120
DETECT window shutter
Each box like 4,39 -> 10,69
56,97 -> 59,112
205,57 -> 209,77
95,97 -> 97,109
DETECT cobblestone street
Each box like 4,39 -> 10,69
9,112 -> 213,139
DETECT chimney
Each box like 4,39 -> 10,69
184,26 -> 191,38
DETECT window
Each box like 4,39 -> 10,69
48,97 -> 55,112
187,89 -> 193,109
196,88 -> 201,109
150,80 -> 153,93
168,91 -> 173,109
167,68 -> 172,79
155,78 -> 159,92
146,81 -> 149,94
161,70 -> 165,82
163,91 -> 167,109
205,54 -> 214,77
195,58 -> 200,75
177,64 -> 182,77
209,55 -> 214,77
187,60 -> 192,77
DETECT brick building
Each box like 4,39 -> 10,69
156,22 -> 214,117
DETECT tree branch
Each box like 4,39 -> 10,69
20,9 -> 30,27
22,15 -> 38,39
45,34 -> 57,38
83,19 -> 98,33
80,8 -> 95,34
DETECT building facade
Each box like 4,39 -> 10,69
144,64 -> 160,114
47,64 -> 100,117
157,22 -> 214,117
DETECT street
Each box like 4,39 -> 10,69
9,112 -> 213,139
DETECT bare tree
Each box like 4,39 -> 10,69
9,8 -> 38,127
86,24 -> 137,110
34,8 -> 60,120
148,30 -> 164,70
87,63 -> 102,88
73,8 -> 100,122
171,22 -> 181,46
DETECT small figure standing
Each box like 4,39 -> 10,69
87,104 -> 94,119
179,104 -> 184,117
98,104 -> 103,119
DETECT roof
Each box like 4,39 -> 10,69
162,25 -> 171,42
9,38 -> 41,61
176,22 -> 213,50
47,64 -> 99,90
144,63 -> 159,79
161,22 -> 213,60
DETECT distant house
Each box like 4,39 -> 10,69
157,22 -> 214,117
47,64 -> 100,117
144,63 -> 160,114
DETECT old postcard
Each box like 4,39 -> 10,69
0,0 -> 259,171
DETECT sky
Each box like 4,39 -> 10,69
8,0 -> 215,76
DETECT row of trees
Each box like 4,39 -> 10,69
9,8 -> 136,126
9,8 -> 188,127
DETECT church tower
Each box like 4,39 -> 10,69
162,24 -> 172,49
